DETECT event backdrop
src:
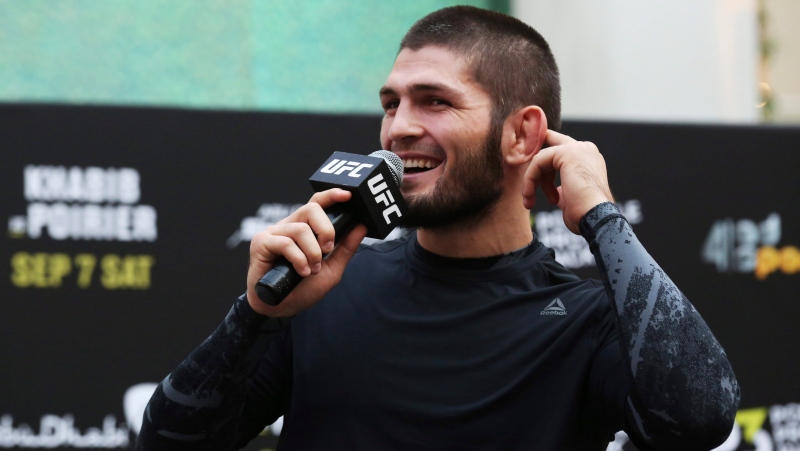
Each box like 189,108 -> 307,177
1,104 -> 798,450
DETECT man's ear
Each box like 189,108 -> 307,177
502,106 -> 548,166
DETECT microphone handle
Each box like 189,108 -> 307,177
255,204 -> 355,306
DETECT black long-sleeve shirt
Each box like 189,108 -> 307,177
136,203 -> 739,450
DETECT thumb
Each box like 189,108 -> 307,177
325,224 -> 368,272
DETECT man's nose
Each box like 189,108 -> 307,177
387,103 -> 424,143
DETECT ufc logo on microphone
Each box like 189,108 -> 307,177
320,159 -> 374,178
367,173 -> 402,225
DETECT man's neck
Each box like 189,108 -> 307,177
415,193 -> 534,258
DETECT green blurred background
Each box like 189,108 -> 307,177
0,0 -> 507,114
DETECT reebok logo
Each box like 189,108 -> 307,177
540,298 -> 567,316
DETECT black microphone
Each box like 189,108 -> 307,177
255,150 -> 406,306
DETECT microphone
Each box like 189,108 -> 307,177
255,150 -> 407,306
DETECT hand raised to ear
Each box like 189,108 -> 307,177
522,130 -> 614,234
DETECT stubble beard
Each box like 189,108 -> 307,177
401,124 -> 505,230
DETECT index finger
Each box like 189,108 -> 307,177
308,188 -> 353,209
524,146 -> 560,206
276,189 -> 353,253
545,129 -> 578,147
306,189 -> 354,251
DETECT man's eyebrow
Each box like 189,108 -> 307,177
379,83 -> 464,98
379,86 -> 397,98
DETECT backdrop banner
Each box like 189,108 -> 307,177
1,104 -> 797,450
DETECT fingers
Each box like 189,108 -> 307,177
263,222 -> 322,276
530,131 -> 576,206
292,202 -> 336,258
523,131 -> 613,227
540,169 -> 559,206
522,162 -> 538,209
523,146 -> 560,209
305,189 -> 352,253
308,188 -> 352,210
544,129 -> 577,147
523,130 -> 575,208
273,188 -> 353,270
245,188 -> 363,316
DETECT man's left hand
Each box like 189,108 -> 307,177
522,130 -> 614,234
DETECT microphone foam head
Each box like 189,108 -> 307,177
369,150 -> 404,186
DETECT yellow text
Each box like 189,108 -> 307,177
11,252 -> 155,289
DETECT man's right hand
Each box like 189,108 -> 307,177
246,188 -> 368,317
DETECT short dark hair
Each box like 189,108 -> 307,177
400,6 -> 561,132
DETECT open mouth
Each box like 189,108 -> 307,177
403,158 -> 442,175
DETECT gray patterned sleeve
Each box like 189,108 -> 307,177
135,294 -> 289,450
580,202 -> 740,450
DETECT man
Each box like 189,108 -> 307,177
137,6 -> 739,450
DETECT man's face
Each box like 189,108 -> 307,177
379,46 -> 504,229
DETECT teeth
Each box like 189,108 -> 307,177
402,159 -> 440,169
